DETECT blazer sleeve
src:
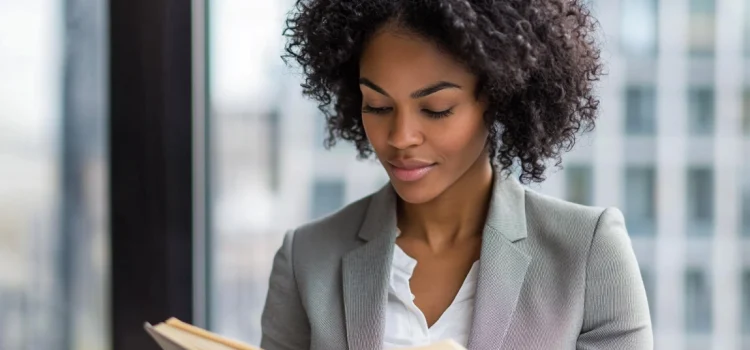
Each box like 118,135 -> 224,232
260,230 -> 311,350
576,208 -> 654,350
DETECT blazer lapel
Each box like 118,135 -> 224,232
467,174 -> 532,350
342,185 -> 399,350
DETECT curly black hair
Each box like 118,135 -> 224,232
283,0 -> 603,184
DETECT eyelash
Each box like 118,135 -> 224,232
425,108 -> 454,119
361,105 -> 454,119
361,105 -> 391,115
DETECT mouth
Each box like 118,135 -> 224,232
387,159 -> 437,182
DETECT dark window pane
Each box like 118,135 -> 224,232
566,165 -> 593,206
688,0 -> 715,57
620,0 -> 659,57
625,166 -> 656,236
688,88 -> 715,136
625,86 -> 656,135
685,269 -> 712,333
311,179 -> 345,219
687,168 -> 714,236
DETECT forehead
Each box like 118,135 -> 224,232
359,28 -> 476,93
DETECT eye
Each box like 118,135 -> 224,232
362,105 -> 392,115
423,108 -> 454,119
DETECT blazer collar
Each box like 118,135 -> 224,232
483,170 -> 528,242
356,182 -> 399,242
467,172 -> 531,349
343,169 -> 531,350
342,183 -> 399,349
356,168 -> 529,243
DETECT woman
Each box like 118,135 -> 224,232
261,0 -> 653,349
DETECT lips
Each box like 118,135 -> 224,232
388,159 -> 436,182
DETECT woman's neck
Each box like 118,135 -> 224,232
397,157 -> 494,252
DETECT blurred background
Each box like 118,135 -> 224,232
1,0 -> 749,349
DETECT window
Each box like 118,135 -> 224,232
687,168 -> 714,236
625,86 -> 657,135
311,179 -> 346,219
566,165 -> 593,206
625,166 -> 656,236
688,0 -> 716,57
620,0 -> 658,57
685,269 -> 712,333
0,0 -> 109,349
688,88 -> 715,136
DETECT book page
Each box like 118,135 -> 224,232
145,323 -> 189,350
164,318 -> 260,350
152,323 -> 238,350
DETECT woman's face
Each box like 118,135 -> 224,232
359,27 -> 490,204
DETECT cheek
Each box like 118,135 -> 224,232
433,114 -> 488,157
362,116 -> 388,151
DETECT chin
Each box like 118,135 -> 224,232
389,180 -> 442,204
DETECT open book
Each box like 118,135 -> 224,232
145,318 -> 466,350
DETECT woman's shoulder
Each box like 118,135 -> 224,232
289,190 -> 377,250
522,187 -> 628,252
524,187 -> 608,223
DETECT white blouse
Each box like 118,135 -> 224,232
383,244 -> 479,349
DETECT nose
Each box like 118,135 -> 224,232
387,110 -> 424,150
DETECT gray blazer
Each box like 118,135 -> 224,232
261,173 -> 653,350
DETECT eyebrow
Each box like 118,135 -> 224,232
359,78 -> 462,99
